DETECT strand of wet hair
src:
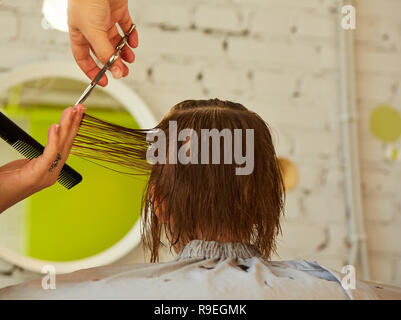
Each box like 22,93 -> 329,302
71,113 -> 152,175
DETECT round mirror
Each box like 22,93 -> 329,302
0,62 -> 156,273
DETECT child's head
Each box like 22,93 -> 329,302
142,99 -> 285,261
73,98 -> 285,262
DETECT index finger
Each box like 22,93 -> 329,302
62,105 -> 85,157
69,29 -> 108,87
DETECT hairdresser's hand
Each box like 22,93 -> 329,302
0,105 -> 85,214
67,0 -> 138,86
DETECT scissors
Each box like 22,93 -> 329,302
75,24 -> 136,106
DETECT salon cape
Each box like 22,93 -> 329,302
0,240 -> 379,300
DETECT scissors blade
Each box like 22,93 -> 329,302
75,24 -> 136,106
75,54 -> 118,105
74,83 -> 95,106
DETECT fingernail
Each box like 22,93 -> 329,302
55,124 -> 60,133
110,66 -> 122,79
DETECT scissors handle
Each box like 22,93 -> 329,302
75,24 -> 136,106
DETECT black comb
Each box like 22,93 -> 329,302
0,111 -> 82,189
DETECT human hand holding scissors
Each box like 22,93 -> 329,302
75,24 -> 136,106
68,0 -> 138,86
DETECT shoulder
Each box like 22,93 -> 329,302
360,280 -> 401,300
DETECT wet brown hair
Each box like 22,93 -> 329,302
73,99 -> 285,262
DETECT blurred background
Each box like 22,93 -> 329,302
0,0 -> 400,289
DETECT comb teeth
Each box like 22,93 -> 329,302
57,169 -> 82,190
12,140 -> 82,190
12,140 -> 42,159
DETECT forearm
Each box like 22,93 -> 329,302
0,159 -> 29,173
0,105 -> 84,214
0,169 -> 36,214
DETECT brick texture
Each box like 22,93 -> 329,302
0,0 -> 400,289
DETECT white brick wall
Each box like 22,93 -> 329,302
0,0 -> 400,289
354,0 -> 401,285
